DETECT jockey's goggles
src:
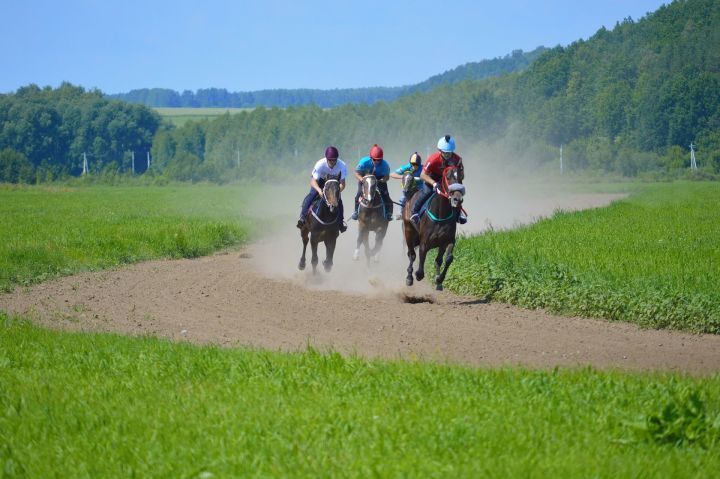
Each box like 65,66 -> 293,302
441,151 -> 453,160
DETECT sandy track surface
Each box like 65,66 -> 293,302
2,190 -> 719,374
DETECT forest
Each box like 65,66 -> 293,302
1,0 -> 718,183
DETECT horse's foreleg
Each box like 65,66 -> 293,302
371,225 -> 388,262
323,236 -> 337,272
415,244 -> 427,282
434,245 -> 446,279
353,227 -> 363,261
310,238 -> 319,274
298,229 -> 309,270
406,244 -> 416,286
435,242 -> 455,291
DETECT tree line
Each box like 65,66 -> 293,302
107,48 -> 546,108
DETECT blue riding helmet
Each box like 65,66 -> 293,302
437,135 -> 455,153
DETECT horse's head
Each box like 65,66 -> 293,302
323,175 -> 340,211
401,171 -> 417,192
442,166 -> 465,209
361,174 -> 378,205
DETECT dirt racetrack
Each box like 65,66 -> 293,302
2,187 -> 720,374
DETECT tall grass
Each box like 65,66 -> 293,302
448,182 -> 720,333
1,314 -> 719,478
0,185 -> 254,292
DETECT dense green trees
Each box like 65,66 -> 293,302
0,83 -> 161,182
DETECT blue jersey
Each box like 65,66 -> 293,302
355,156 -> 390,178
394,163 -> 421,178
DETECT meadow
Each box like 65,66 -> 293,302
1,314 -> 719,478
2,180 -> 720,476
0,185 -> 254,292
154,107 -> 253,126
449,181 -> 720,333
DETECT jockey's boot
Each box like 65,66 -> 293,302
350,210 -> 358,220
339,221 -> 347,233
296,219 -> 305,229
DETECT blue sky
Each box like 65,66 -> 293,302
2,0 -> 668,94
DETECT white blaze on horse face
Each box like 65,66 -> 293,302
450,191 -> 463,208
362,175 -> 376,204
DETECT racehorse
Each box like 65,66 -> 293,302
353,174 -> 389,264
403,166 -> 465,290
298,175 -> 341,274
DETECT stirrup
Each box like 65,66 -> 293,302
410,214 -> 419,224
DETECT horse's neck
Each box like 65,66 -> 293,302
429,193 -> 452,216
317,200 -> 337,220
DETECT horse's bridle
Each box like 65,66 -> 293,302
361,175 -> 380,208
322,179 -> 340,210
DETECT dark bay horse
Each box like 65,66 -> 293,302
353,174 -> 389,264
298,176 -> 341,274
403,166 -> 465,290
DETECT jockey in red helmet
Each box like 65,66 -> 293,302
350,144 -> 393,221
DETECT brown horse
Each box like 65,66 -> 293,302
298,176 -> 341,274
353,174 -> 389,264
403,166 -> 465,290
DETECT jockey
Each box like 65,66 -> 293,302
389,152 -> 422,209
296,146 -> 348,232
350,144 -> 393,221
410,135 -> 467,225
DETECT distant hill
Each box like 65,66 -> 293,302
108,47 -> 547,108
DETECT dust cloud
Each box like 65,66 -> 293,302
242,152 -> 626,296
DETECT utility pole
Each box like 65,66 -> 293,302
560,144 -> 564,175
82,152 -> 89,175
131,151 -> 135,174
690,142 -> 698,170
147,151 -> 151,171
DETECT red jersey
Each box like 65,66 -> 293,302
422,152 -> 464,183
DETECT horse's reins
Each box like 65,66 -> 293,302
437,166 -> 468,216
311,179 -> 340,225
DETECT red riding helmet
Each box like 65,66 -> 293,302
370,144 -> 383,160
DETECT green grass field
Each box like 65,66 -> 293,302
154,107 -> 252,126
2,314 -> 719,478
2,180 -> 720,476
448,181 -> 720,333
0,185 -> 255,292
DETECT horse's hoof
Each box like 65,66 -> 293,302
435,283 -> 444,291
373,253 -> 380,263
415,271 -> 424,282
298,261 -> 306,271
406,277 -> 414,286
323,261 -> 332,272
352,249 -> 360,261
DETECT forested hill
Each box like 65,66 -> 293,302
147,0 -> 720,181
107,47 -> 546,108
